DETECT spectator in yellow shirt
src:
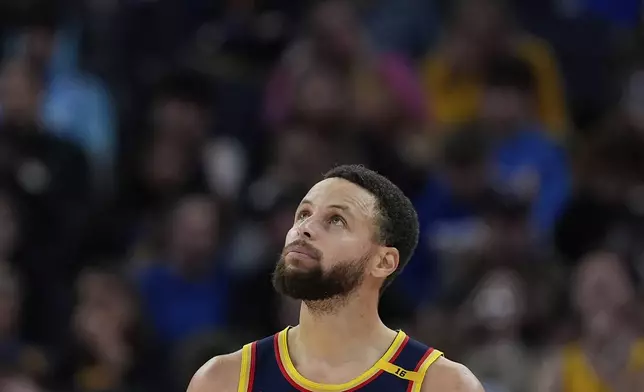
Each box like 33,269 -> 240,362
422,0 -> 569,136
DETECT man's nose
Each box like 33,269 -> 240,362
296,216 -> 319,240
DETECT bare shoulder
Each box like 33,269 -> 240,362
186,350 -> 243,392
421,357 -> 485,392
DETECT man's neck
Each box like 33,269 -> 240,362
289,293 -> 395,365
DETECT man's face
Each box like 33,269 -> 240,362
272,178 -> 383,301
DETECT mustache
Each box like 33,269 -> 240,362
281,240 -> 323,261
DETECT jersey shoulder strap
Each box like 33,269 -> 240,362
237,341 -> 256,392
237,333 -> 276,392
377,334 -> 443,391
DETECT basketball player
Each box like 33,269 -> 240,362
188,165 -> 484,391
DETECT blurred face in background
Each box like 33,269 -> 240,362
142,136 -> 190,192
275,129 -> 333,186
0,59 -> 42,126
152,98 -> 208,147
309,0 -> 361,60
480,87 -> 532,134
471,269 -> 526,334
352,75 -> 394,127
75,270 -> 136,345
168,196 -> 219,271
574,252 -> 635,339
294,68 -> 347,124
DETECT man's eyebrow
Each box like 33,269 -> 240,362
298,200 -> 352,213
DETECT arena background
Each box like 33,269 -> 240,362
0,0 -> 643,391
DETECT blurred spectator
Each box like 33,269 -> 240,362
59,267 -> 168,392
537,251 -> 644,392
418,194 -> 564,391
6,12 -> 116,188
402,126 -> 493,305
82,128 -> 212,264
121,70 -> 247,202
555,129 -> 644,264
147,72 -> 213,150
422,0 -> 568,134
136,195 -> 229,346
263,0 -> 426,130
480,54 -> 570,236
0,57 -> 90,344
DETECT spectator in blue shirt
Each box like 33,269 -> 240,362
398,127 -> 495,306
5,15 -> 116,188
480,54 -> 571,237
136,195 -> 228,346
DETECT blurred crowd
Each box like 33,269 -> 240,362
0,0 -> 643,391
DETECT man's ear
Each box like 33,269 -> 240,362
372,247 -> 399,279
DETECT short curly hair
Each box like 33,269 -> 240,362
323,164 -> 419,292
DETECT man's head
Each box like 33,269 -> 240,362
480,55 -> 536,133
272,165 -> 419,308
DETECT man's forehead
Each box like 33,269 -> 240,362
301,178 -> 376,213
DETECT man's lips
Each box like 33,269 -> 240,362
283,243 -> 321,265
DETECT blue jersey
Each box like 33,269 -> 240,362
237,327 -> 443,392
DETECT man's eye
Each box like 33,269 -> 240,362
329,215 -> 345,226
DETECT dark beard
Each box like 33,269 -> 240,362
271,252 -> 369,302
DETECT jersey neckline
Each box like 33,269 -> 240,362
274,326 -> 409,391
